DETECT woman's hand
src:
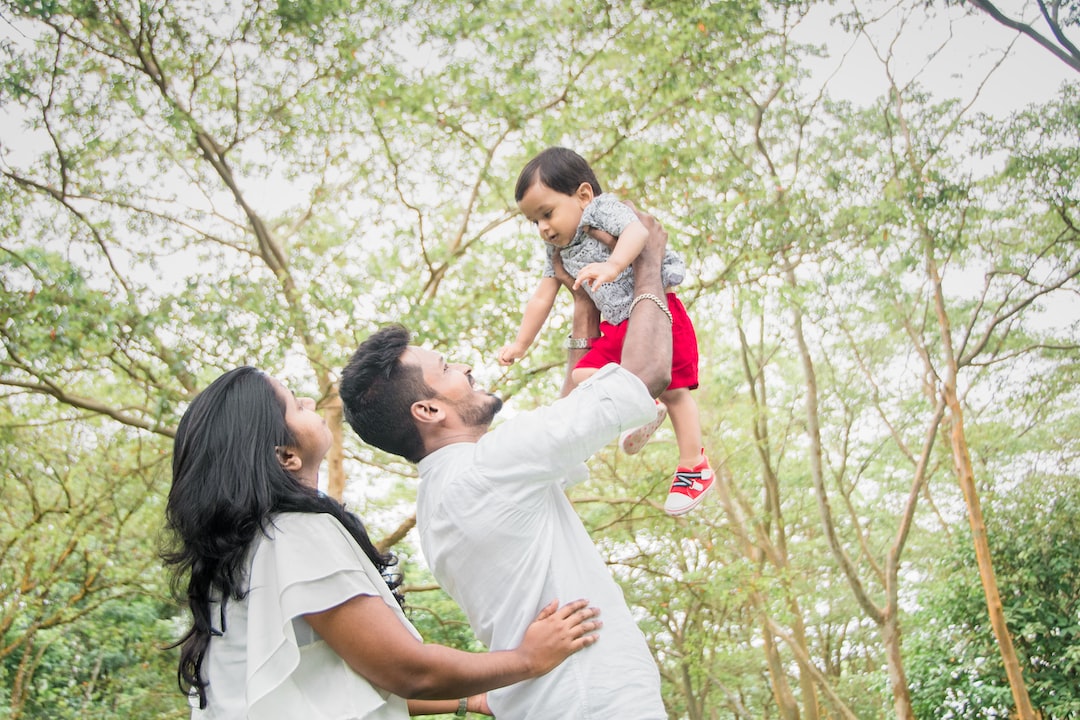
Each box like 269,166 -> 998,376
515,599 -> 601,676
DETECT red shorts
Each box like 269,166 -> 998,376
575,293 -> 699,390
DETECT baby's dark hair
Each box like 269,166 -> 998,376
515,147 -> 604,202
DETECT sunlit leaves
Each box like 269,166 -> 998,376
1,1 -> 1078,718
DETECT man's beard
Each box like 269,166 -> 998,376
456,392 -> 503,428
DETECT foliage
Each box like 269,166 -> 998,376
0,398 -> 177,717
0,1 -> 1078,719
2,596 -> 182,720
906,477 -> 1080,719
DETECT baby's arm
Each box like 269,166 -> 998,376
573,219 -> 648,290
498,276 -> 561,365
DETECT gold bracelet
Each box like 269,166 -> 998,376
629,293 -> 674,325
455,697 -> 468,717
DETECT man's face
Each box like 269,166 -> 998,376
404,346 -> 503,428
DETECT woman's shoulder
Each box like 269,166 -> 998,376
262,511 -> 354,551
253,511 -> 382,585
268,510 -> 342,533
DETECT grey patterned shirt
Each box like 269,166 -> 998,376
543,193 -> 685,324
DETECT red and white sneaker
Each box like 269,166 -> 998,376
619,401 -> 667,455
664,453 -> 715,516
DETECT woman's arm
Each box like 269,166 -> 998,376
304,596 -> 600,702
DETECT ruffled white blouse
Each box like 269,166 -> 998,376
193,512 -> 418,719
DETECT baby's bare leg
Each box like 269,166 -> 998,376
660,387 -> 704,468
570,366 -> 600,387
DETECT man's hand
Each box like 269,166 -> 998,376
582,223 -> 618,251
549,247 -> 579,293
623,202 -> 667,259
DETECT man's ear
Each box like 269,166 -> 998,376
276,446 -> 303,473
411,398 -> 445,425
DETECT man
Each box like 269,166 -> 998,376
339,208 -> 672,719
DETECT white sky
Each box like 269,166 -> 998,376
793,1 -> 1075,117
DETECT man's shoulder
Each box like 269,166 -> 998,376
418,442 -> 476,477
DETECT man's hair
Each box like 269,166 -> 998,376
515,146 -> 604,202
339,324 -> 434,463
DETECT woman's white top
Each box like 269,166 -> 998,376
193,512 -> 418,719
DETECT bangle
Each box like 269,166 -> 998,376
455,697 -> 468,717
629,293 -> 674,325
566,335 -> 595,350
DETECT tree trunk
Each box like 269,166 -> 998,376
943,383 -> 1036,720
881,610 -> 914,720
923,223 -> 1037,720
789,607 -> 820,720
762,614 -> 801,720
324,391 -> 346,501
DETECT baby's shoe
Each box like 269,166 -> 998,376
619,401 -> 667,455
664,452 -> 715,516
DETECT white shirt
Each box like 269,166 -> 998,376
416,364 -> 666,719
195,512 -> 417,720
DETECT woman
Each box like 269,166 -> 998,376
162,367 -> 600,718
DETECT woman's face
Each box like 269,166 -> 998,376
269,376 -> 332,485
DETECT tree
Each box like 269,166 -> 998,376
0,394 -> 173,718
2,2 -> 1078,718
1,1 -> 770,715
907,476 -> 1080,719
950,0 -> 1080,72
698,4 -> 1080,718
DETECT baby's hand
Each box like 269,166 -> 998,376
498,342 -> 527,366
574,261 -> 621,291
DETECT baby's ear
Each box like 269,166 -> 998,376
275,446 -> 303,473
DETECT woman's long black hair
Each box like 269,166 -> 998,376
161,366 -> 402,708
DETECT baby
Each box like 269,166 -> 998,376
499,146 -> 714,516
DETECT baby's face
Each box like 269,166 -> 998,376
517,181 -> 589,248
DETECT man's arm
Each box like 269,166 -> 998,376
617,206 -> 672,397
550,251 -> 600,396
